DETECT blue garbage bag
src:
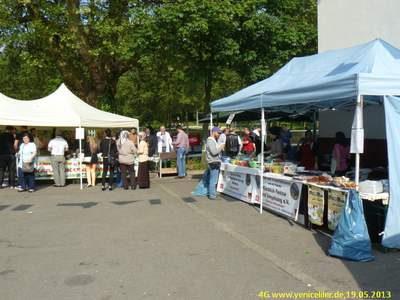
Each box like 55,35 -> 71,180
192,169 -> 210,197
328,189 -> 375,262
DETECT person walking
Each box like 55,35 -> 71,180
206,127 -> 225,200
137,132 -> 150,188
172,125 -> 189,179
83,135 -> 99,187
117,130 -> 137,190
157,125 -> 174,168
48,129 -> 69,187
0,126 -> 16,188
100,129 -> 118,191
16,133 -> 37,193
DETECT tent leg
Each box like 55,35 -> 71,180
355,95 -> 363,189
260,107 -> 265,214
79,131 -> 83,190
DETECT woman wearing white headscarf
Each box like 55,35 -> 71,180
117,130 -> 137,190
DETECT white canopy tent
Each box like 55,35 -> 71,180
0,83 -> 138,129
0,83 -> 139,190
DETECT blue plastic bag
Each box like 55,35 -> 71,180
328,189 -> 375,262
192,169 -> 210,197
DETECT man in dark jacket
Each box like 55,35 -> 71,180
0,126 -> 16,188
225,128 -> 242,158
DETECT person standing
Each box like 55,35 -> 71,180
172,125 -> 189,179
225,127 -> 242,158
145,126 -> 157,171
67,132 -> 79,154
206,127 -> 225,200
14,126 -> 33,152
30,128 -> 42,156
298,130 -> 319,171
280,124 -> 293,153
83,135 -> 99,187
117,131 -> 137,190
129,128 -> 138,147
248,126 -> 262,156
17,133 -> 37,192
157,125 -> 174,168
94,130 -> 103,149
137,131 -> 150,188
265,126 -> 284,160
48,130 -> 69,187
0,126 -> 16,188
242,127 -> 254,155
100,129 -> 118,191
332,131 -> 350,176
217,128 -> 228,148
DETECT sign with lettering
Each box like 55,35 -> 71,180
217,169 -> 255,203
260,175 -> 302,220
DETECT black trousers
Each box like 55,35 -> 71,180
102,158 -> 116,187
0,154 -> 16,187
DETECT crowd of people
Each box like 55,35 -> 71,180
1,124 -> 350,199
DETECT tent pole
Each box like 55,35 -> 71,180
210,112 -> 213,135
355,95 -> 363,190
313,110 -> 317,144
79,127 -> 83,190
260,107 -> 265,214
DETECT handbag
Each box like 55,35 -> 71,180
83,156 -> 91,163
21,145 -> 35,173
107,139 -> 119,168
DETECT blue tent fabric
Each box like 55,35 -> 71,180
211,39 -> 400,113
328,189 -> 375,262
382,96 -> 400,248
192,169 -> 210,197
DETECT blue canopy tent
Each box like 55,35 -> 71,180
211,39 -> 400,248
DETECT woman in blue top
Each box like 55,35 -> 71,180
16,133 -> 37,192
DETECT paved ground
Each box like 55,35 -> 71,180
0,172 -> 399,300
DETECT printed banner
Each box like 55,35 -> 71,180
3,158 -> 138,181
260,174 -> 302,220
308,185 -> 325,226
217,169 -> 256,203
327,189 -> 346,230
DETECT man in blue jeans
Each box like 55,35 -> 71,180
206,127 -> 225,200
172,125 -> 189,179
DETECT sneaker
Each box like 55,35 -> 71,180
15,185 -> 21,189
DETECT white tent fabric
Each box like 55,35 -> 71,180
0,84 -> 138,129
211,39 -> 400,113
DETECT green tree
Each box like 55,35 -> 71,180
0,0 -> 150,107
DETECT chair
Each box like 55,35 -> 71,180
345,168 -> 373,181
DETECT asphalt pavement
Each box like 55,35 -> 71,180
0,172 -> 399,300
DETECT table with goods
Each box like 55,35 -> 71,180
217,155 -> 389,236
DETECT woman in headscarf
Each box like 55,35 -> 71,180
83,135 -> 99,187
137,131 -> 150,188
117,130 -> 137,190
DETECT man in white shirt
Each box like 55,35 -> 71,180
48,130 -> 69,187
157,126 -> 174,168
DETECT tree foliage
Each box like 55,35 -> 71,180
0,0 -> 318,125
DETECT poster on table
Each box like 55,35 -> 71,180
308,185 -> 325,226
259,175 -> 302,221
327,189 -> 346,230
217,169 -> 256,203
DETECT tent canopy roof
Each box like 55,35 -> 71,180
211,39 -> 400,113
0,84 -> 138,130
